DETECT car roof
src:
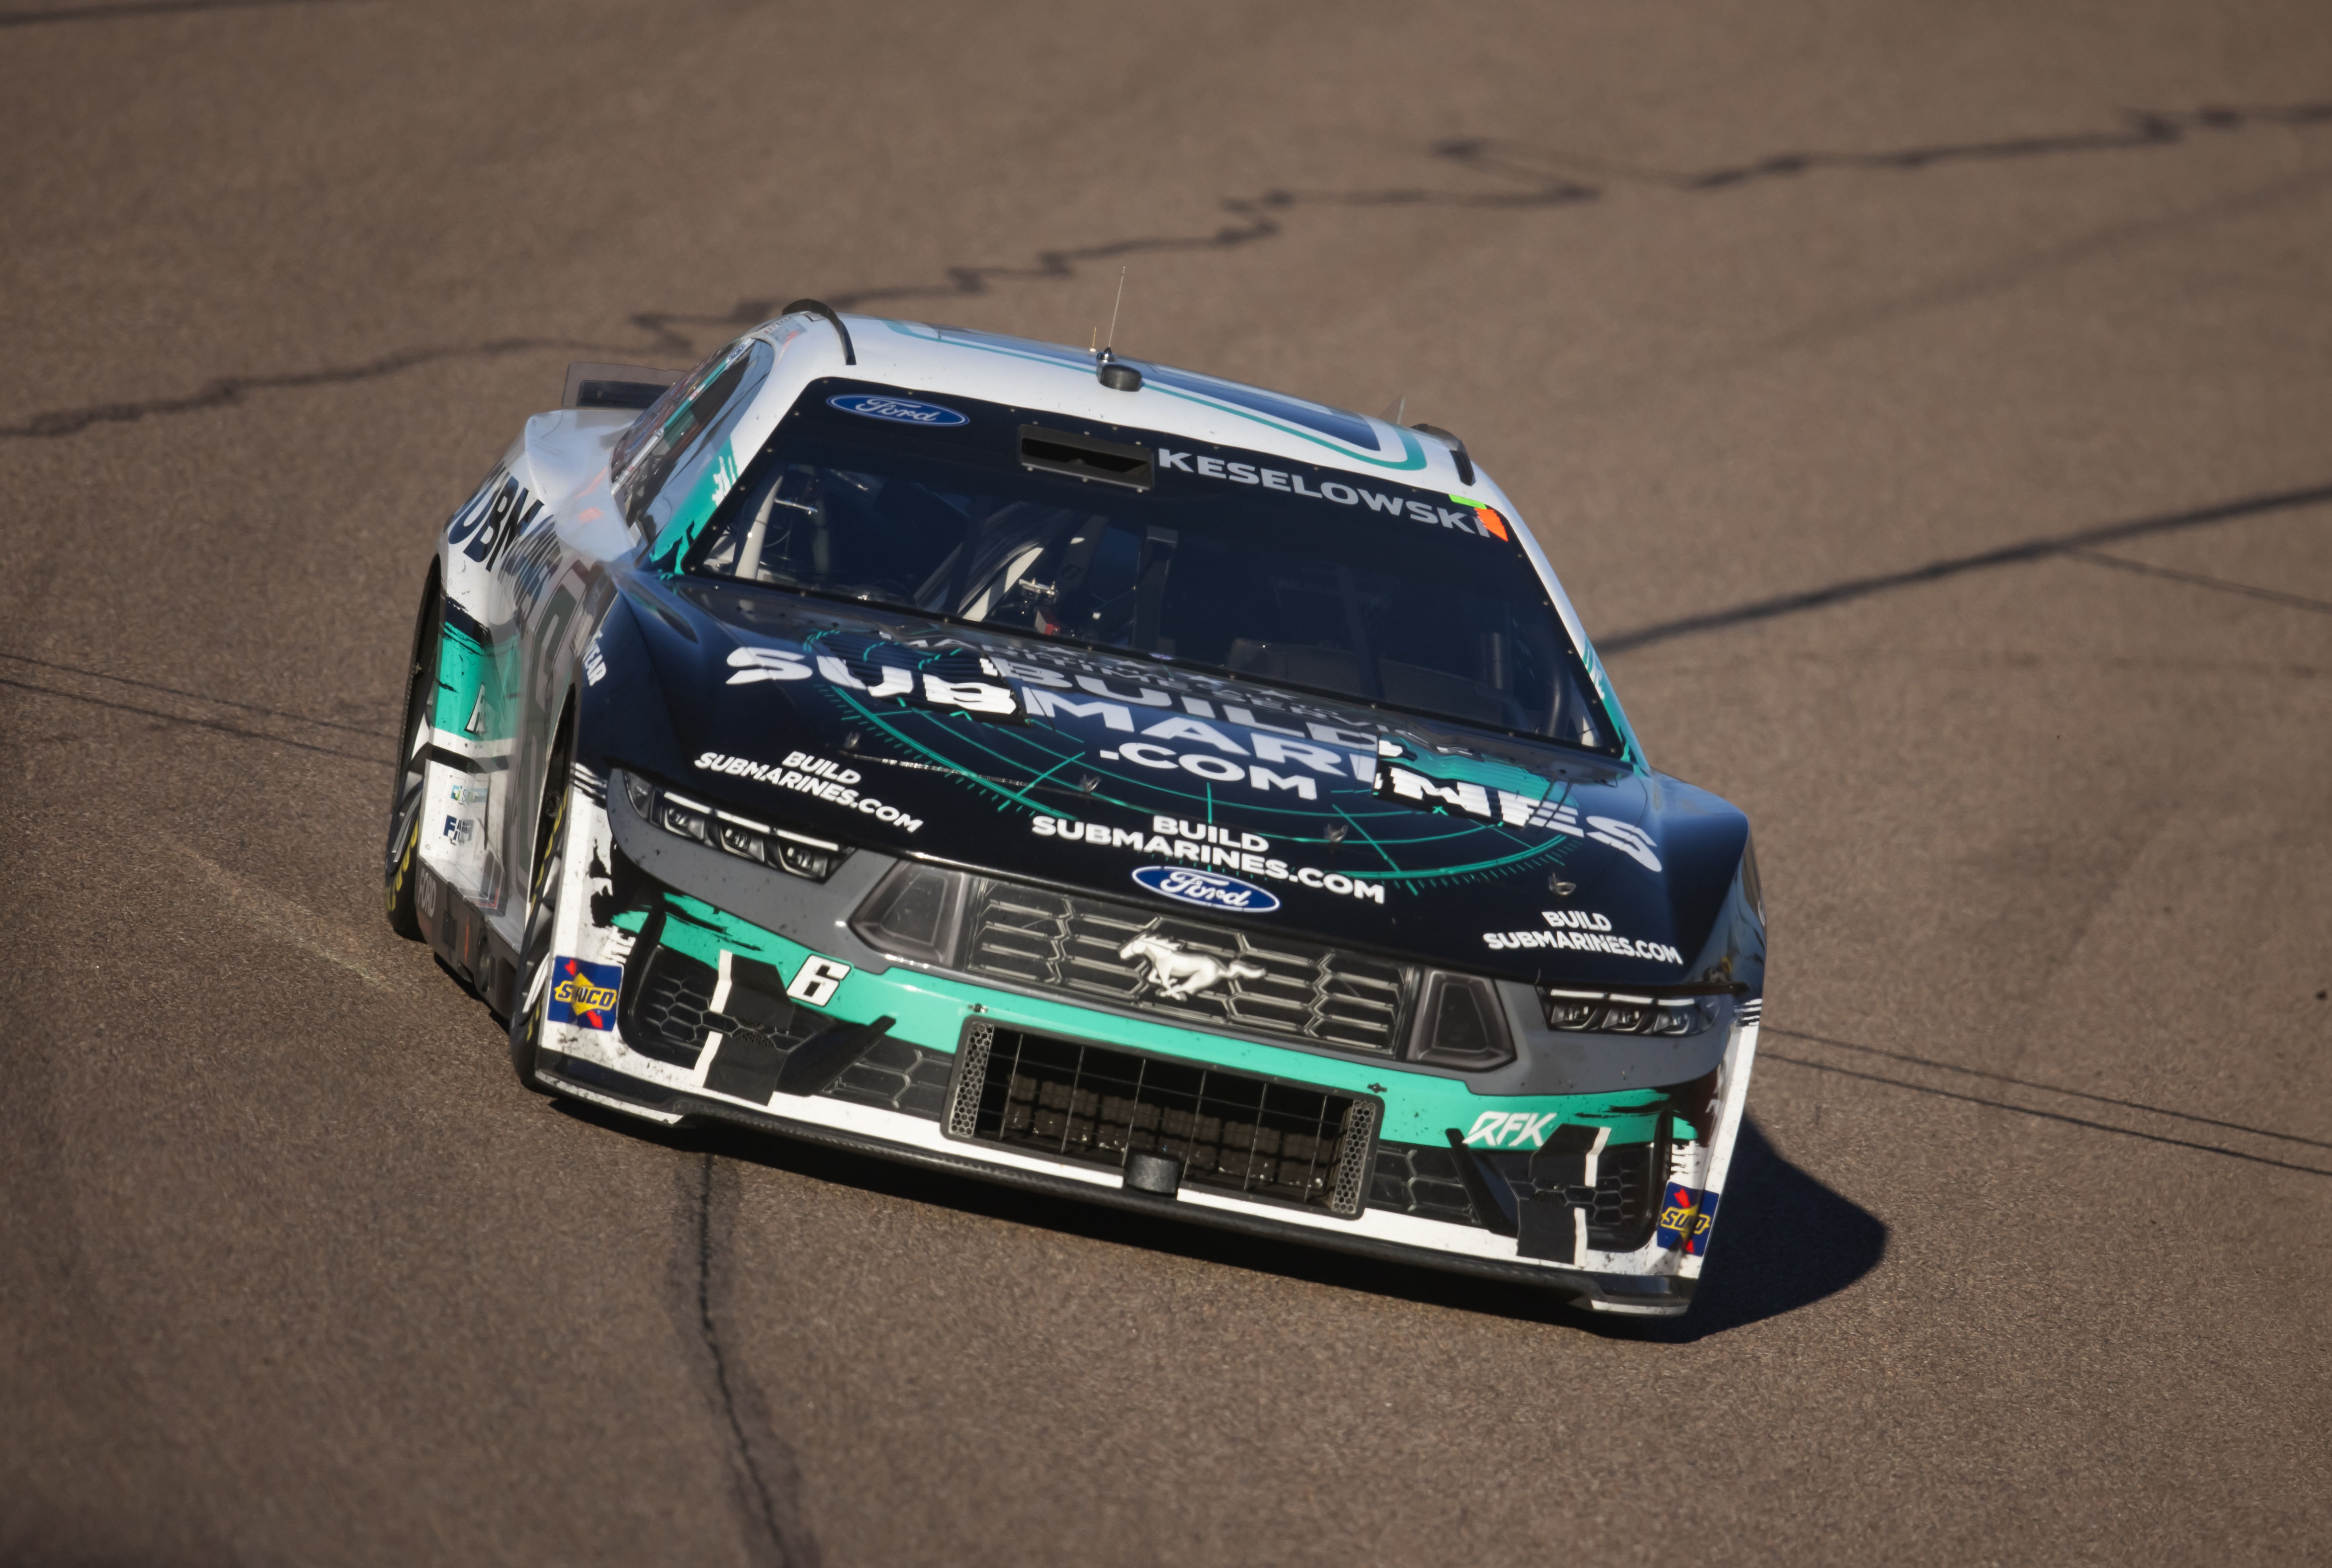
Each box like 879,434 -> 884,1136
757,312 -> 1499,504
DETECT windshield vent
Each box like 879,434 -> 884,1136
1019,425 -> 1153,491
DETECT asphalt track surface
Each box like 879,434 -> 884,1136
3,3 -> 2329,1563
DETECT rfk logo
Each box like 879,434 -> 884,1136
1118,934 -> 1265,1000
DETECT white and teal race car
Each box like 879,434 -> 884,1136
385,303 -> 1766,1317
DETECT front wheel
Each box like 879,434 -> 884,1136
507,722 -> 575,1093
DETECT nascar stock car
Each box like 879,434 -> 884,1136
384,302 -> 1765,1317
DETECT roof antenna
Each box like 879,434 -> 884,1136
1095,267 -> 1142,391
1379,393 -> 1405,425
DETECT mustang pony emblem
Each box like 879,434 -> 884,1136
1118,934 -> 1266,1000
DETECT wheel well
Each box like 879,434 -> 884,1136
531,692 -> 578,882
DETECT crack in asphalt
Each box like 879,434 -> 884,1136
627,102 -> 2332,352
692,1152 -> 819,1568
6,102 -> 2326,439
0,335 -> 639,441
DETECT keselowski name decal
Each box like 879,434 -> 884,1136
694,750 -> 924,832
1155,448 -> 1512,543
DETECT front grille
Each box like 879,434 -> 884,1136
1367,1142 -> 1478,1225
961,880 -> 1411,1056
1371,1138 -> 1662,1252
623,947 -> 721,1067
1579,1142 -> 1659,1245
947,1022 -> 1379,1218
618,941 -> 951,1118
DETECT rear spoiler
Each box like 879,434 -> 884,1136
561,361 -> 684,412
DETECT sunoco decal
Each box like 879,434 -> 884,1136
1656,1185 -> 1717,1255
1131,865 -> 1281,914
547,957 -> 620,1029
827,393 -> 969,426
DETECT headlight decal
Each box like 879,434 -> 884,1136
617,767 -> 849,882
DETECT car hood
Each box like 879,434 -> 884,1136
604,574 -> 1756,985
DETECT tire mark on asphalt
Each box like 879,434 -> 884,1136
172,843 -> 402,992
1762,1046 -> 2332,1177
1742,160 -> 2332,367
7,103 -> 2325,437
691,1152 -> 821,1568
1770,1026 -> 2332,1150
2067,547 -> 2332,615
0,651 -> 396,738
0,0 -> 356,28
1597,482 -> 2332,654
0,674 -> 392,765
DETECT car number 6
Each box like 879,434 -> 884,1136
785,956 -> 852,1007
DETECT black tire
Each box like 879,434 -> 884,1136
383,569 -> 443,939
507,714 -> 576,1093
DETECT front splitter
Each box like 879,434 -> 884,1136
539,1051 -> 1693,1317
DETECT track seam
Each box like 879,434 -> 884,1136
694,1152 -> 815,1568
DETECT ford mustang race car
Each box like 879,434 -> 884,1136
385,303 -> 1765,1317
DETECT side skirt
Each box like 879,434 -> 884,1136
416,860 -> 522,1017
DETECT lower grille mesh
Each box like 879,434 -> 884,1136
618,943 -> 950,1119
1370,1138 -> 1662,1252
625,950 -> 722,1067
948,1022 -> 1378,1218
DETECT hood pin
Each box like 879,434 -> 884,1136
1549,875 -> 1576,896
1077,775 -> 1100,793
1323,824 -> 1348,843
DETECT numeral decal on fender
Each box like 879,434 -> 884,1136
786,956 -> 852,1007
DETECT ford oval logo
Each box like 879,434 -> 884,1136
827,393 -> 968,426
1130,865 -> 1282,914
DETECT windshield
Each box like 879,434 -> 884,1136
683,379 -> 1617,750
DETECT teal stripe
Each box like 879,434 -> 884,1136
648,891 -> 1668,1147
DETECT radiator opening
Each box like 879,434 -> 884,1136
946,1022 -> 1378,1218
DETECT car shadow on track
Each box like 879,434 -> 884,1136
1576,1118 -> 1888,1342
560,1097 -> 1884,1339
